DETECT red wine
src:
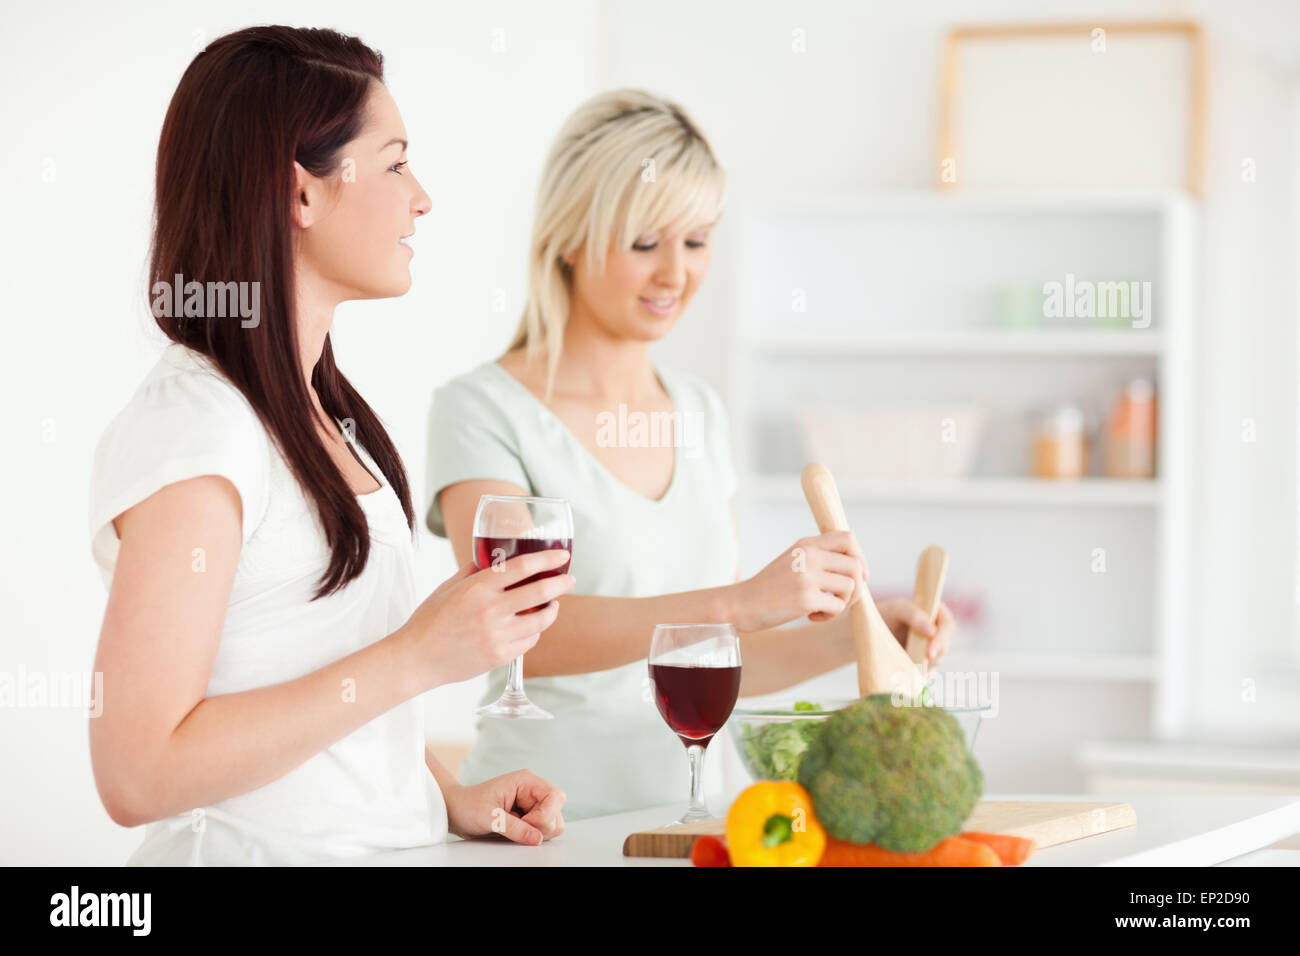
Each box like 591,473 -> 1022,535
473,535 -> 572,612
649,663 -> 742,747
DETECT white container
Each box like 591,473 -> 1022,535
798,405 -> 988,480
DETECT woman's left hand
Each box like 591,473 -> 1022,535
877,598 -> 955,666
444,770 -> 566,845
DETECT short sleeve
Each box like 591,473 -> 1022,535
88,367 -> 272,580
424,375 -> 532,537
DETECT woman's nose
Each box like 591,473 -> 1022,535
655,246 -> 686,287
410,176 -> 432,217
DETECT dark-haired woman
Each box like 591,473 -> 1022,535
87,25 -> 571,865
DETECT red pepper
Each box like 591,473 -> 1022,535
690,834 -> 731,867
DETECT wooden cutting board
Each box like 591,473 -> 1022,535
622,800 -> 1136,858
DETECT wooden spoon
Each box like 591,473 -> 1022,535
800,462 -> 926,699
905,545 -> 949,668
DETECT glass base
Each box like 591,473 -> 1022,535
671,805 -> 714,825
475,693 -> 553,720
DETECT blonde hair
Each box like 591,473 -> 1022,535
508,89 -> 726,398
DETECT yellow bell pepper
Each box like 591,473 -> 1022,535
725,781 -> 827,867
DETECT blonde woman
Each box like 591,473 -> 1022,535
425,89 -> 955,820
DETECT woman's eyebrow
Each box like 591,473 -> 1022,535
380,137 -> 408,152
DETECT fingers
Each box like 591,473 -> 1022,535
498,617 -> 547,652
809,569 -> 855,604
487,549 -> 572,588
899,601 -> 939,639
487,771 -> 566,846
930,602 -> 954,663
800,582 -> 852,621
430,559 -> 479,598
510,771 -> 566,840
515,782 -> 566,840
795,535 -> 868,612
811,549 -> 863,583
503,573 -> 575,614
805,531 -> 869,579
495,808 -> 544,846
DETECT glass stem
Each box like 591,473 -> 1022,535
502,651 -> 528,699
686,743 -> 709,818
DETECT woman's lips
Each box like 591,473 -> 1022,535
399,234 -> 414,255
638,295 -> 678,316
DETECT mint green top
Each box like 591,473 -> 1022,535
424,361 -> 738,819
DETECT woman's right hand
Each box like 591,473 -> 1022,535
398,550 -> 575,689
729,531 -> 867,633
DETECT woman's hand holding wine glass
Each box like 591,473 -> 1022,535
397,550 -> 574,690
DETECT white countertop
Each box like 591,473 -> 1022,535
335,792 -> 1300,867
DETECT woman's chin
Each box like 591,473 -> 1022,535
618,306 -> 681,341
355,271 -> 413,300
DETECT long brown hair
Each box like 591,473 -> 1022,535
150,25 -> 413,600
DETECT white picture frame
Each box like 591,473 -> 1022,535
939,22 -> 1205,195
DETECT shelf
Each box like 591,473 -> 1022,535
741,329 -> 1165,357
742,475 -> 1162,507
742,187 -> 1192,217
941,653 -> 1159,682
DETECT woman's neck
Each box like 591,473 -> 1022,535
537,302 -> 661,404
294,270 -> 341,416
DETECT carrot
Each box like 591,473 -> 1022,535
818,836 -> 1001,867
960,831 -> 1035,866
690,834 -> 731,867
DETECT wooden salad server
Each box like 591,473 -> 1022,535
905,545 -> 949,669
799,462 -> 926,699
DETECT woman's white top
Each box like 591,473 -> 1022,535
425,361 -> 738,820
88,342 -> 447,865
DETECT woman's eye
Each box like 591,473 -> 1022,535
389,160 -> 408,175
686,239 -> 707,249
632,240 -> 657,252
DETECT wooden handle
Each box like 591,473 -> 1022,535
800,463 -> 925,698
905,546 -> 949,668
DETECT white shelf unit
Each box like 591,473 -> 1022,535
742,329 -> 1166,357
728,189 -> 1197,744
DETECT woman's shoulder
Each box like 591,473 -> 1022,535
98,343 -> 268,453
430,358 -> 542,428
90,342 -> 275,575
434,358 -> 509,397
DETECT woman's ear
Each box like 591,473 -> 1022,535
291,160 -> 322,230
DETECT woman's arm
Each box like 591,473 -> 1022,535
438,479 -> 867,677
91,475 -> 572,828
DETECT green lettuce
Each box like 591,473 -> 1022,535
739,702 -> 825,780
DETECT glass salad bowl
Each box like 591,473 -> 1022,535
728,699 -> 991,783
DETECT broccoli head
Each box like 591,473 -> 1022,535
796,694 -> 983,851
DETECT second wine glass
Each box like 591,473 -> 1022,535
472,494 -> 573,720
649,623 -> 742,824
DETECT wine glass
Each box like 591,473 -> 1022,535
472,494 -> 573,719
648,623 -> 742,824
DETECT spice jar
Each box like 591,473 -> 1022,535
1104,379 -> 1157,479
1033,405 -> 1087,479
